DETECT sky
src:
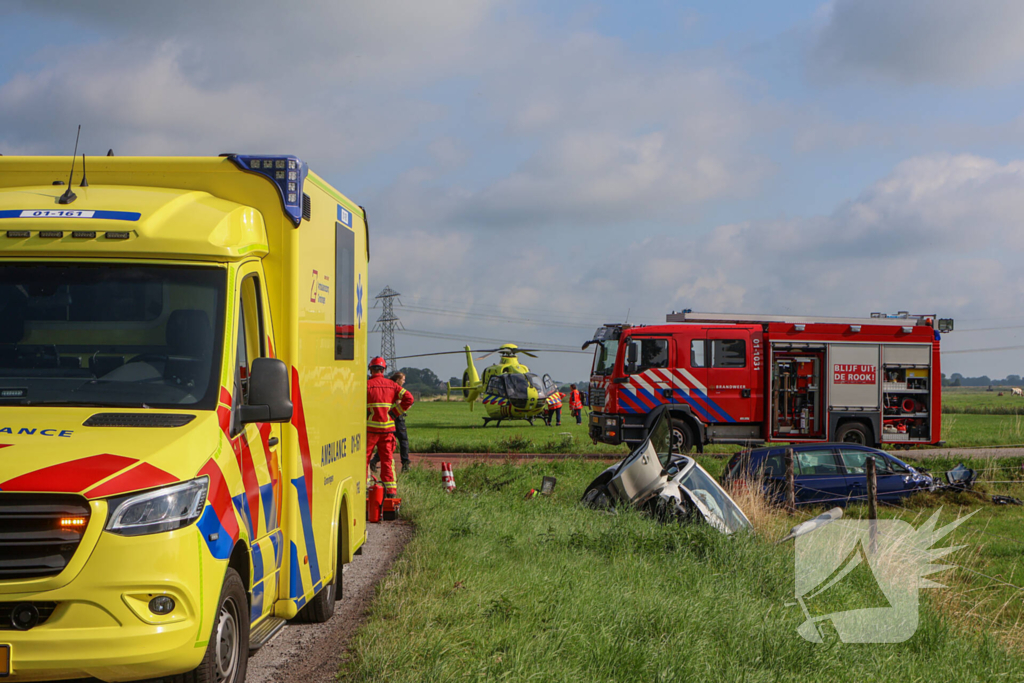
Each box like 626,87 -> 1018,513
3,0 -> 1024,383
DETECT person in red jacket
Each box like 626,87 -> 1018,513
366,357 -> 414,498
569,384 -> 584,424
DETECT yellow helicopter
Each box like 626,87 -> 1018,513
397,344 -> 562,426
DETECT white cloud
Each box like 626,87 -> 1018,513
374,154 -> 1024,378
810,0 -> 1024,85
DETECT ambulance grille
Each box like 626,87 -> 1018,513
302,193 -> 311,221
590,386 -> 606,408
0,494 -> 91,581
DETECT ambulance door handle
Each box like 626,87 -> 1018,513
268,437 -> 279,448
741,389 -> 751,398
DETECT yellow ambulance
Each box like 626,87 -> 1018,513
0,154 -> 368,681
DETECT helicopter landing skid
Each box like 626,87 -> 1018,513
483,418 -> 502,427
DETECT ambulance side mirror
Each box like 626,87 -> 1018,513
239,357 -> 294,423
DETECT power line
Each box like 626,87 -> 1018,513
397,328 -> 589,353
944,345 -> 1024,355
400,304 -> 600,330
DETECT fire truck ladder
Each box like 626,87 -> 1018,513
666,310 -> 951,331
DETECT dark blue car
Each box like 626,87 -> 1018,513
722,443 -> 935,506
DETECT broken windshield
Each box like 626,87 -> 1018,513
677,466 -> 751,533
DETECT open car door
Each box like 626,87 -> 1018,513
608,412 -> 674,504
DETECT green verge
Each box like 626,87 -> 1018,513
341,459 -> 1024,682
406,400 -> 1024,454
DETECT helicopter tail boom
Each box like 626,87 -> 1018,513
446,345 -> 482,407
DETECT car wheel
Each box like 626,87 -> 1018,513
168,568 -> 248,683
836,422 -> 871,446
671,422 -> 694,454
582,485 -> 612,510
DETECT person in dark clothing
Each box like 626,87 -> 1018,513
371,372 -> 411,474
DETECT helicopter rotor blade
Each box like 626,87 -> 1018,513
393,350 -> 479,360
395,348 -> 503,361
520,351 -> 538,358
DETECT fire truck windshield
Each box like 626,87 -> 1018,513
592,339 -> 618,376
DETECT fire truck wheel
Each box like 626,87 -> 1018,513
671,423 -> 695,453
836,422 -> 871,446
168,568 -> 249,683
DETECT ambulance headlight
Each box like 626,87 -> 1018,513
105,477 -> 209,537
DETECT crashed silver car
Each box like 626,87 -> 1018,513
582,411 -> 752,534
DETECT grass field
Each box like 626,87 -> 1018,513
405,400 -> 1024,454
944,387 -> 1024,415
342,458 -> 1024,682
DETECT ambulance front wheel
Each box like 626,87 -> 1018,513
172,568 -> 249,683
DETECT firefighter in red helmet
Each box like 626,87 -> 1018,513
366,356 -> 414,498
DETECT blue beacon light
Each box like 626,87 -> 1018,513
228,155 -> 309,226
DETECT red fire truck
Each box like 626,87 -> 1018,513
585,311 -> 953,452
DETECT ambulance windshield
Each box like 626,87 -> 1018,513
0,263 -> 226,409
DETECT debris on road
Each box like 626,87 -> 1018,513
776,507 -> 843,544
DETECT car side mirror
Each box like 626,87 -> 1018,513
239,357 -> 293,423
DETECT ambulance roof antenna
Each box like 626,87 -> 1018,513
57,125 -> 81,205
79,154 -> 89,187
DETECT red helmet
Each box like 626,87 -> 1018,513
369,356 -> 387,370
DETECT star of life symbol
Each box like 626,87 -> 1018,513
791,509 -> 974,643
356,274 -> 363,329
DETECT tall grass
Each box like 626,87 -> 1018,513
341,460 -> 1024,682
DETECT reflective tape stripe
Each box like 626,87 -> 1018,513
368,403 -> 392,408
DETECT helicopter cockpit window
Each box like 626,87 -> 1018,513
527,374 -> 547,395
486,375 -> 507,397
505,374 -> 529,400
541,374 -> 557,396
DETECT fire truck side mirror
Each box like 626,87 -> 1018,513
626,341 -> 638,373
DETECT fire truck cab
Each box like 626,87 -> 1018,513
586,311 -> 950,452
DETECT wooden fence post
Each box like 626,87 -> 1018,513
784,448 -> 796,514
866,456 -> 877,520
866,455 -> 878,553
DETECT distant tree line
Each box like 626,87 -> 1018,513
397,367 -> 446,397
942,373 -> 1024,387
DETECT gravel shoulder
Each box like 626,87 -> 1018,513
246,520 -> 414,683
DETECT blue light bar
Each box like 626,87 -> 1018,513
227,155 -> 309,226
